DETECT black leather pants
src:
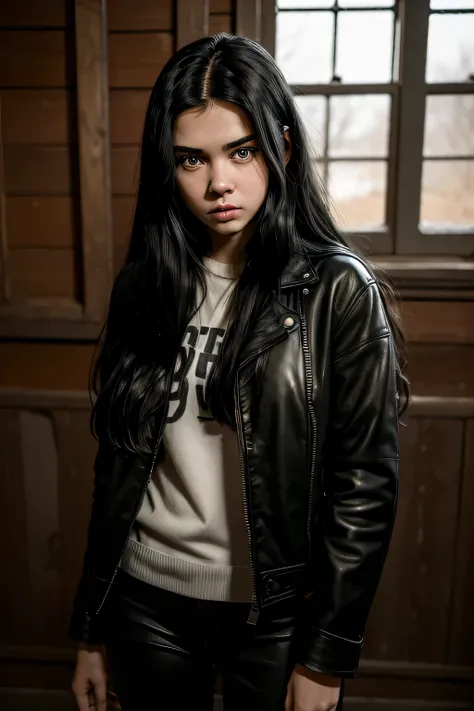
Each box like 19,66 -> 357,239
103,569 -> 344,711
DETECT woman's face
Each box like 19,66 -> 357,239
173,100 -> 269,255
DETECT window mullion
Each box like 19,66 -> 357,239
394,0 -> 430,254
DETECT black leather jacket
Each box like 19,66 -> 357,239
69,249 -> 399,678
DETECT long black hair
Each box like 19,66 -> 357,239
91,33 -> 409,454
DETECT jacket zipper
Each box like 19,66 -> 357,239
300,312 -> 318,552
94,374 -> 174,616
234,377 -> 260,625
234,329 -> 290,626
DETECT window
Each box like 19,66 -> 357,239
269,0 -> 474,260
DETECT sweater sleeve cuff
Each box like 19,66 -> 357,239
298,626 -> 364,678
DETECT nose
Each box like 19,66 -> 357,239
208,164 -> 235,196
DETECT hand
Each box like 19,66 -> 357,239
71,643 -> 108,711
285,664 -> 341,711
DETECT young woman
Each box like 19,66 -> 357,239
70,33 -> 407,711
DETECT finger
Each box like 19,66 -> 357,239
92,680 -> 107,711
284,676 -> 294,711
72,688 -> 91,711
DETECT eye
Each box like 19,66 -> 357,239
231,147 -> 257,161
177,155 -> 203,170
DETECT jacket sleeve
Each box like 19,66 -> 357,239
67,440 -> 116,644
67,263 -> 135,644
298,274 -> 400,678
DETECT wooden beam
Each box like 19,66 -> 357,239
261,0 -> 276,56
176,0 -> 209,50
75,0 -> 113,323
236,0 -> 276,55
236,0 -> 260,42
0,96 -> 9,304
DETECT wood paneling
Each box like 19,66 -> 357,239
402,302 -> 474,344
236,0 -> 259,40
21,411 -> 63,645
0,31 -> 72,87
6,197 -> 77,249
364,418 -> 464,663
75,0 -> 114,322
0,410 -> 31,645
0,344 -> 94,390
0,398 -> 97,653
407,345 -> 474,397
177,0 -> 209,49
108,33 -> 174,87
1,90 -> 74,144
210,13 -> 232,34
111,146 -> 141,195
210,0 -> 232,11
0,96 -> 8,304
449,420 -> 474,665
109,90 -> 150,144
3,145 -> 74,196
0,0 -> 71,27
9,249 -> 78,300
108,0 -> 173,31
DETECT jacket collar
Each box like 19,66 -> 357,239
279,251 -> 319,290
238,252 -> 320,371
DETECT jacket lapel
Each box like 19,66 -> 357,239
237,252 -> 319,371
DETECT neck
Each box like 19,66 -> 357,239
208,223 -> 255,264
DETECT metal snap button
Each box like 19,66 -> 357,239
283,316 -> 294,328
264,578 -> 274,593
302,288 -> 309,295
303,272 -> 310,278
264,577 -> 280,595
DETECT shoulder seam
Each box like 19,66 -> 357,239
334,332 -> 390,364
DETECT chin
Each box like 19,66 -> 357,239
209,219 -> 249,234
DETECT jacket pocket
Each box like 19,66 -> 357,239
260,563 -> 307,605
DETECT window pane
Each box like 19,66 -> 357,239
328,161 -> 387,229
339,0 -> 394,6
336,11 -> 393,83
329,95 -> 390,157
424,95 -> 474,157
295,96 -> 326,158
426,14 -> 474,82
278,0 -> 333,7
276,12 -> 334,83
431,1 -> 474,8
420,160 -> 474,230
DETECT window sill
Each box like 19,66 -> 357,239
373,256 -> 474,299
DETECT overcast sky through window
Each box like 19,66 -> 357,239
275,1 -> 474,232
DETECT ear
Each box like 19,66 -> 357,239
283,127 -> 292,166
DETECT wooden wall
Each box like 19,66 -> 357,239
0,0 -> 473,707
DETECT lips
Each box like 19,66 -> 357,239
210,204 -> 239,214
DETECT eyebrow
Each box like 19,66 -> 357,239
173,133 -> 257,153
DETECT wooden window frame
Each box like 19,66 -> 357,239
249,0 -> 474,296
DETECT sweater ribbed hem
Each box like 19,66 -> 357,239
120,537 -> 253,603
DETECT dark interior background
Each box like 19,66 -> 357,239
0,1 -> 473,709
